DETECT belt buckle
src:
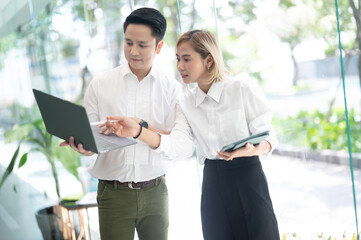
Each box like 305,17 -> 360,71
128,182 -> 141,190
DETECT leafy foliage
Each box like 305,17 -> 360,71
0,107 -> 81,198
273,108 -> 361,152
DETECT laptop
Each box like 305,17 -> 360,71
33,89 -> 137,154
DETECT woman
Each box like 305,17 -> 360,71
103,30 -> 280,240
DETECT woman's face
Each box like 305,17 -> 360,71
176,41 -> 209,85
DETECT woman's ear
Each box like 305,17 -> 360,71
206,54 -> 214,69
156,40 -> 164,54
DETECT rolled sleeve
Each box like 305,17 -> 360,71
244,80 -> 279,157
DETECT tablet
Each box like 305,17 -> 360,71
220,130 -> 270,152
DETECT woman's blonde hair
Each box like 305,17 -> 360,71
176,30 -> 229,84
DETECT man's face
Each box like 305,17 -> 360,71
124,24 -> 163,77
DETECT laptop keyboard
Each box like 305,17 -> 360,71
91,125 -> 136,153
95,135 -> 120,150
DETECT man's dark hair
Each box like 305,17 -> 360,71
124,8 -> 167,44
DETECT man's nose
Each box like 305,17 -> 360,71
130,45 -> 139,55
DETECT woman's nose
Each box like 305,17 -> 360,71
177,61 -> 184,71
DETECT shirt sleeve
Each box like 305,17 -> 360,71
155,103 -> 195,159
242,79 -> 279,155
83,78 -> 100,123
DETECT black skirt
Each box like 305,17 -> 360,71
201,156 -> 279,240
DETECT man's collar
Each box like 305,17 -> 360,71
122,64 -> 133,78
122,64 -> 156,81
148,65 -> 157,80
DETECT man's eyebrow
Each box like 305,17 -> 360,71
125,38 -> 149,44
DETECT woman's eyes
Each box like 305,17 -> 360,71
176,58 -> 190,62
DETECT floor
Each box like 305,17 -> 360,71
1,139 -> 361,240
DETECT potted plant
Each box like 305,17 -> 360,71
0,105 -> 83,239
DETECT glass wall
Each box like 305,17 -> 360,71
0,0 -> 360,239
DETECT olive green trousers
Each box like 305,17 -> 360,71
96,176 -> 169,240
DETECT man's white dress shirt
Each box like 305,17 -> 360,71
83,63 -> 194,182
158,77 -> 279,164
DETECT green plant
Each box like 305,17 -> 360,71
272,108 -> 361,152
0,106 -> 82,199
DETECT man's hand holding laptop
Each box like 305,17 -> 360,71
60,137 -> 95,156
59,117 -> 138,155
59,119 -> 124,155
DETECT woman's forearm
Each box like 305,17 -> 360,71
137,127 -> 162,149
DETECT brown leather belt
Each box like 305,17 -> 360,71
101,175 -> 163,189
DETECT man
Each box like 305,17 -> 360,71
61,7 -> 194,240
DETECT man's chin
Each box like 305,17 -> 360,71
128,63 -> 143,70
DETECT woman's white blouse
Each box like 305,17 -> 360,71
157,77 -> 279,164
